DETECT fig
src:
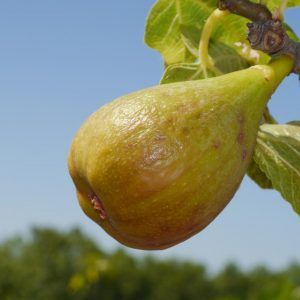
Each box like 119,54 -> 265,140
68,57 -> 292,250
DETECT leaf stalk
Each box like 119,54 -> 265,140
198,9 -> 229,77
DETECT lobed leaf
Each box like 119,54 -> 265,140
145,0 -> 196,66
145,0 -> 269,73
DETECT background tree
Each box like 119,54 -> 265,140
0,227 -> 300,300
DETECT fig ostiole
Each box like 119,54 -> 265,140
68,56 -> 293,250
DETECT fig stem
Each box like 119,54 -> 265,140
198,9 -> 229,77
268,55 -> 294,89
263,107 -> 278,124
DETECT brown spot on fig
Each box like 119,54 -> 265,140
181,126 -> 190,135
237,132 -> 244,144
88,193 -> 107,220
242,149 -> 248,161
195,111 -> 202,119
213,140 -> 221,149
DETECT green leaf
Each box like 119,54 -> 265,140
247,107 -> 277,190
284,23 -> 300,42
160,63 -> 214,84
145,0 -> 270,68
145,0 -> 197,65
253,124 -> 300,214
210,42 -> 251,72
247,160 -> 273,189
145,0 -> 300,68
161,42 -> 250,84
179,24 -> 202,57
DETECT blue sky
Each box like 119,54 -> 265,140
0,1 -> 299,272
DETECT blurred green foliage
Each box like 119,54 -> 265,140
0,227 -> 299,300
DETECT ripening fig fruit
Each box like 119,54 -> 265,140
68,57 -> 292,250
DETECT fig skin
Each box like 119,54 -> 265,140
68,58 -> 292,250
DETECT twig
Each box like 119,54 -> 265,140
218,0 -> 300,74
218,0 -> 272,22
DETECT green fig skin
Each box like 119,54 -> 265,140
68,57 -> 292,250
